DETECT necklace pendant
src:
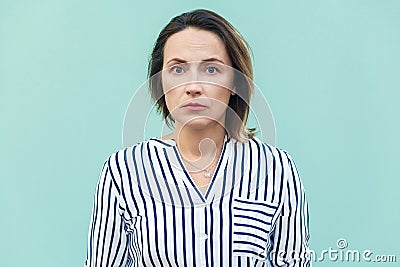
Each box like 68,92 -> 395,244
204,171 -> 211,178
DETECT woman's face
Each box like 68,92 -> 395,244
161,27 -> 235,131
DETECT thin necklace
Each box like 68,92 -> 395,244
173,135 -> 227,178
182,157 -> 218,178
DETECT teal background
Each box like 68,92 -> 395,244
1,0 -> 399,266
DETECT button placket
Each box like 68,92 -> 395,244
199,205 -> 208,267
201,233 -> 209,240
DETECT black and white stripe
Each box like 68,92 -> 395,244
85,135 -> 310,266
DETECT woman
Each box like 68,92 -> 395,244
85,9 -> 310,267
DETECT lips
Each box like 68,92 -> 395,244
181,101 -> 207,111
182,102 -> 207,108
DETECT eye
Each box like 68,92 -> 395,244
206,66 -> 218,74
170,66 -> 184,74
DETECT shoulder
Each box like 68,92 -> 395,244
101,137 -> 174,179
108,137 -> 174,161
244,136 -> 302,187
242,135 -> 295,166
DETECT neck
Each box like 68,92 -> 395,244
171,123 -> 227,162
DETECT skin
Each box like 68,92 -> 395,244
161,27 -> 235,188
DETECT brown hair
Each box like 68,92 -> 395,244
148,9 -> 256,142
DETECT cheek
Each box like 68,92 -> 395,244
164,88 -> 180,112
161,73 -> 177,110
211,88 -> 232,105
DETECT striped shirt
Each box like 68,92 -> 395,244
85,135 -> 311,267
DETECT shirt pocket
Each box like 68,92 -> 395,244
232,197 -> 280,260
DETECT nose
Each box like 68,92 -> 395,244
185,81 -> 203,96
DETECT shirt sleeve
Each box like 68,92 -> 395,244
85,157 -> 129,267
269,152 -> 311,267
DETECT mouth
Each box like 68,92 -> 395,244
181,102 -> 207,111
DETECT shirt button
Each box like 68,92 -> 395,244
201,233 -> 208,240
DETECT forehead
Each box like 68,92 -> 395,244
163,28 -> 231,65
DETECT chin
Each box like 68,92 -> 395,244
177,116 -> 223,131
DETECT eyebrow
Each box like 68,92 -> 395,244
165,57 -> 226,65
